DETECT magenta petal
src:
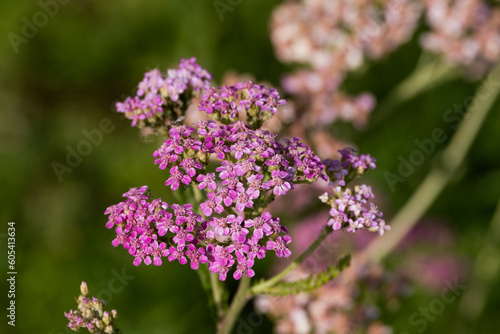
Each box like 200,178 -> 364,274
233,270 -> 242,280
181,175 -> 191,184
254,229 -> 263,239
266,240 -> 276,250
202,207 -> 212,217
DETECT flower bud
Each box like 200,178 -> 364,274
95,319 -> 104,330
102,311 -> 111,325
80,281 -> 88,296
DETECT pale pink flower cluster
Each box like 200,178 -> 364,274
421,0 -> 500,77
282,71 -> 376,127
271,0 -> 421,127
271,0 -> 420,72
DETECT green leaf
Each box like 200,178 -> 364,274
262,255 -> 351,296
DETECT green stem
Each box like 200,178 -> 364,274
363,61 -> 500,263
250,226 -> 332,295
210,273 -> 225,320
218,275 -> 251,334
195,264 -> 218,320
371,54 -> 456,128
457,199 -> 500,325
363,168 -> 449,262
192,184 -> 202,203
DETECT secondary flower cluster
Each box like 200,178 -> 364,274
270,0 -> 421,128
115,57 -> 211,129
64,282 -> 119,334
282,70 -> 376,127
421,0 -> 500,78
271,0 -> 421,74
104,186 -> 292,281
199,81 -> 286,129
321,148 -> 389,236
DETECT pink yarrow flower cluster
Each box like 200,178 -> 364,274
115,57 -> 211,128
321,148 -> 389,236
64,282 -> 119,334
105,80 -> 327,280
107,61 -> 386,282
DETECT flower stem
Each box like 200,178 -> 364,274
371,54 -> 456,129
457,199 -> 500,327
218,275 -> 251,334
363,61 -> 500,263
192,184 -> 202,203
211,273 -> 226,320
249,225 -> 332,295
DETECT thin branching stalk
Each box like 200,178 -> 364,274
363,61 -> 500,263
371,54 -> 456,129
457,199 -> 500,325
211,273 -> 226,320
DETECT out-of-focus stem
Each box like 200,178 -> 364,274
362,168 -> 449,262
249,226 -> 331,295
363,61 -> 500,263
371,55 -> 456,128
218,275 -> 251,334
457,199 -> 500,324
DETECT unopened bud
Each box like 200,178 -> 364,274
92,318 -> 103,329
103,311 -> 111,325
80,281 -> 89,296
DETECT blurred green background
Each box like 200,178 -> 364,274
1,1 -> 499,333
